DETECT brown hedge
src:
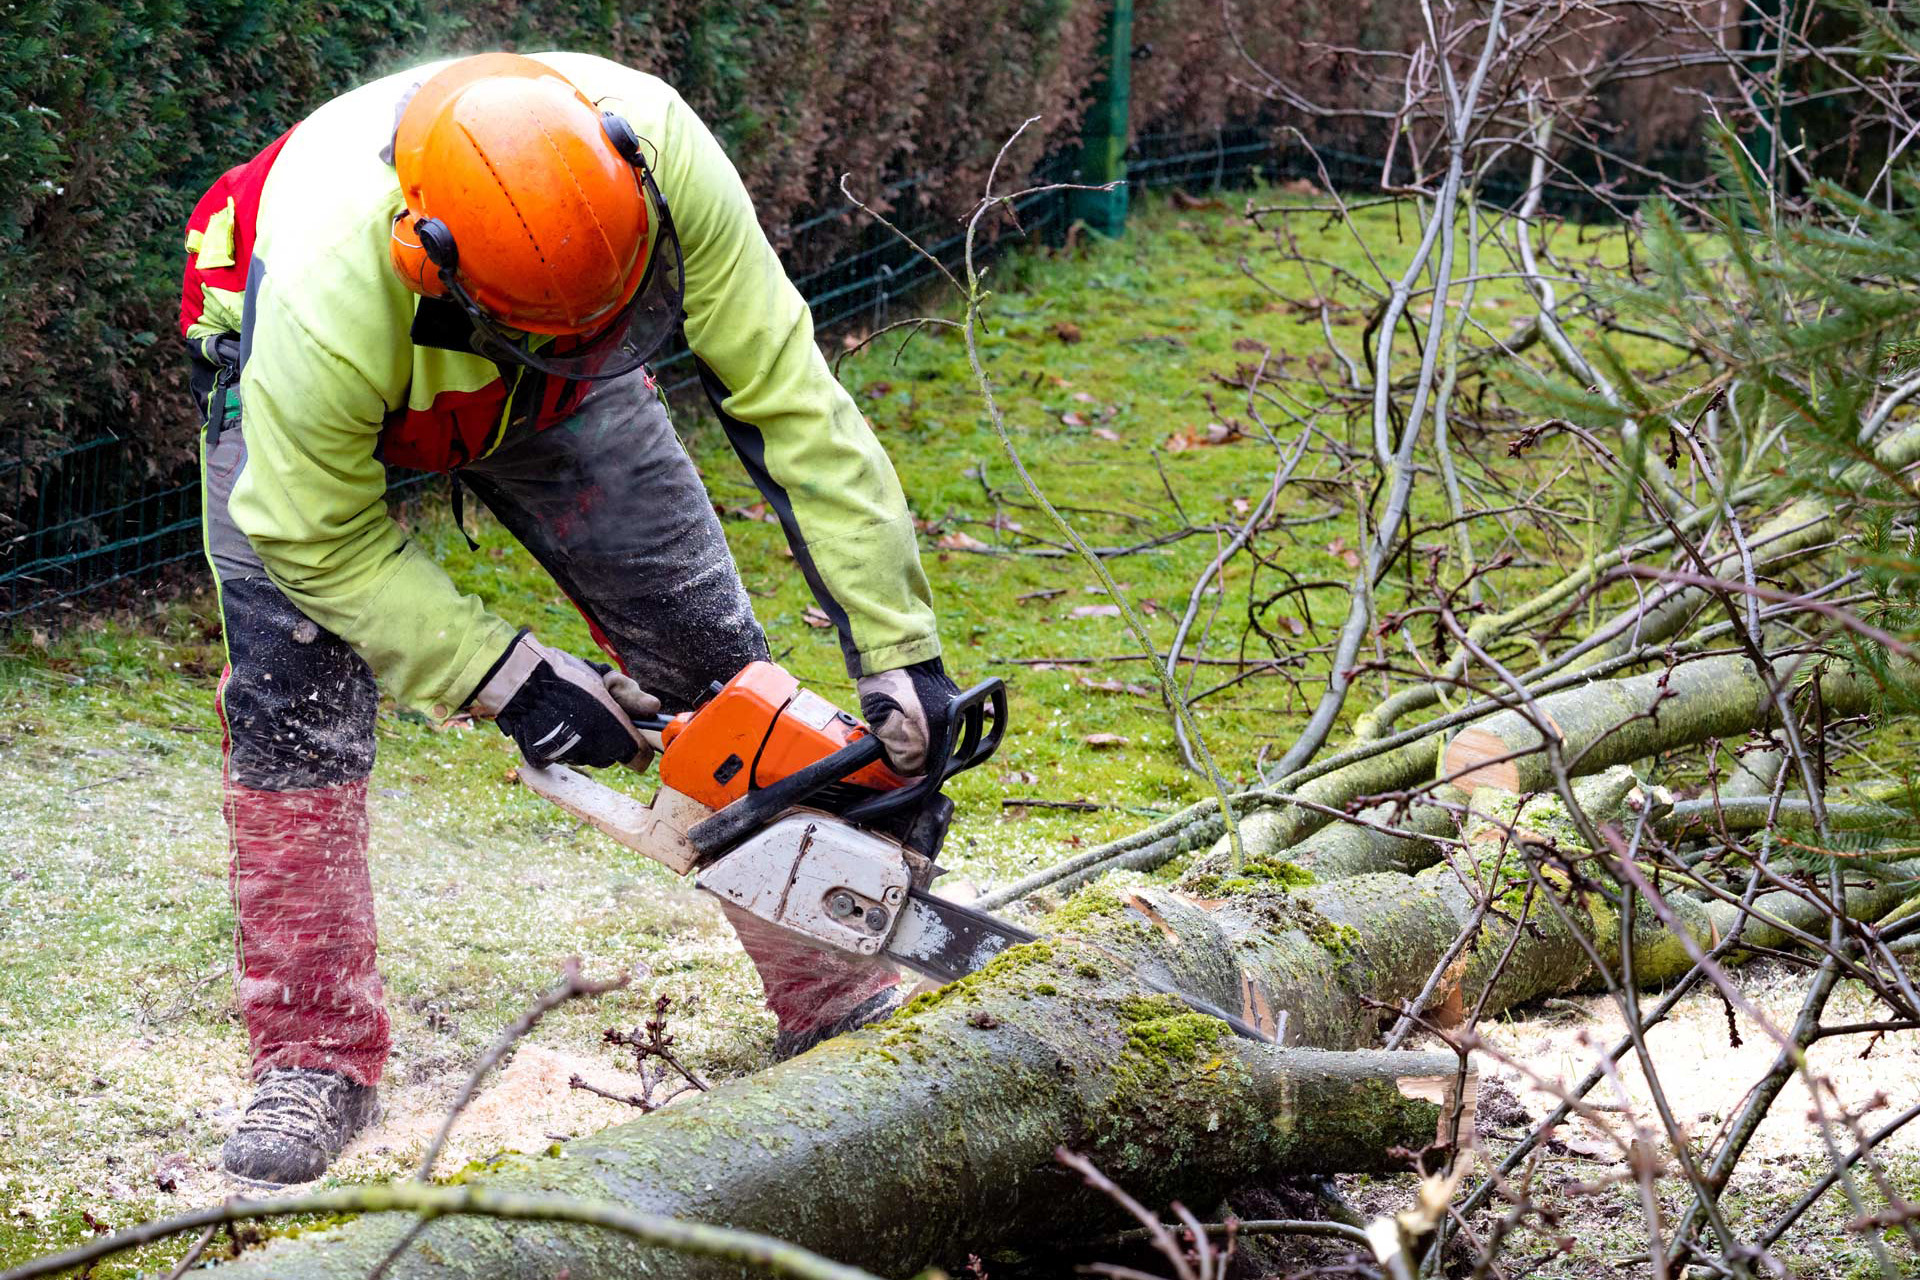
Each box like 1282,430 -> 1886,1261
0,0 -> 1716,489
2,0 -> 1111,482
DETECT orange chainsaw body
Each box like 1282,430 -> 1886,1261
658,661 -> 908,811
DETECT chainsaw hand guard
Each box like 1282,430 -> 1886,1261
687,679 -> 1006,859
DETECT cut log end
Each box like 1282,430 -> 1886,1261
1396,1068 -> 1479,1148
1442,727 -> 1522,792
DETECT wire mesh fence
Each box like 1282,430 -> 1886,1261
0,121 -> 1685,621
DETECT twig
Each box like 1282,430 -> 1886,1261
417,959 -> 629,1180
0,1186 -> 878,1280
161,1225 -> 219,1280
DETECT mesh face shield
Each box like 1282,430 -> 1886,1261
437,166 -> 686,382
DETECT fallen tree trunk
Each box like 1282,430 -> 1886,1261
1350,418 -> 1920,739
219,890 -> 1473,1280
214,791 -> 1914,1280
205,643 -> 1915,1280
1203,653 -> 1888,870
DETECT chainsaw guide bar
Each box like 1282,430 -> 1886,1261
890,888 -> 1038,982
519,662 -> 1274,1045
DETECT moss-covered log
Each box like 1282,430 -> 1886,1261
216,889 -> 1473,1280
1168,788 -> 1915,1047
1350,419 -> 1920,738
1286,795 -> 1460,880
213,777 -> 1911,1280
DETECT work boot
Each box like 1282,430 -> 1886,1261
222,1067 -> 379,1186
773,989 -> 902,1062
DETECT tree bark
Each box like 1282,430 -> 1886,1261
218,891 -> 1472,1280
1439,654 -> 1884,795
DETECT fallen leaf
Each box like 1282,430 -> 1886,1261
1231,497 -> 1251,515
865,381 -> 892,399
1277,615 -> 1307,637
1550,1135 -> 1623,1163
1051,321 -> 1083,344
1326,536 -> 1362,569
1061,411 -> 1090,428
935,530 -> 990,551
999,769 -> 1039,785
1170,189 -> 1227,212
1078,677 -> 1154,697
1070,603 -> 1121,618
801,606 -> 833,629
1072,391 -> 1097,403
1083,733 -> 1130,749
1164,422 -> 1244,451
1093,427 -> 1121,442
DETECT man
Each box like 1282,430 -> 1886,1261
179,51 -> 958,1185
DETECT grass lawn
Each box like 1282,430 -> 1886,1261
2,190 -> 1912,1277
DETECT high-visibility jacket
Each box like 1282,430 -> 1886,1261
179,52 -> 938,714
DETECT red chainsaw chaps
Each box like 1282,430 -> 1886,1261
225,777 -> 391,1086
720,903 -> 901,1033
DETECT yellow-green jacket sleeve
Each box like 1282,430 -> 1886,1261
228,267 -> 517,713
655,89 -> 941,678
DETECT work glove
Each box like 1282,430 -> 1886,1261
469,630 -> 659,770
857,656 -> 960,776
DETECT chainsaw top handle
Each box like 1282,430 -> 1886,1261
686,678 -> 1007,859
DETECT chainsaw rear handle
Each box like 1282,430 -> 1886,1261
687,677 -> 1007,859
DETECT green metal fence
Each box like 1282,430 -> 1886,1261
0,120 -> 1683,621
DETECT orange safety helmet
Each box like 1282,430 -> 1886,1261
388,52 -> 685,380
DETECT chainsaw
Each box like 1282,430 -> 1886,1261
518,660 -> 1269,1037
517,661 -> 1031,981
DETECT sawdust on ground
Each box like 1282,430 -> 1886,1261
339,1044 -> 697,1177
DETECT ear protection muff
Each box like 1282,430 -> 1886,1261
390,213 -> 443,298
390,212 -> 462,299
601,111 -> 642,165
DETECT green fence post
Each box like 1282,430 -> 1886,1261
1071,0 -> 1133,237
